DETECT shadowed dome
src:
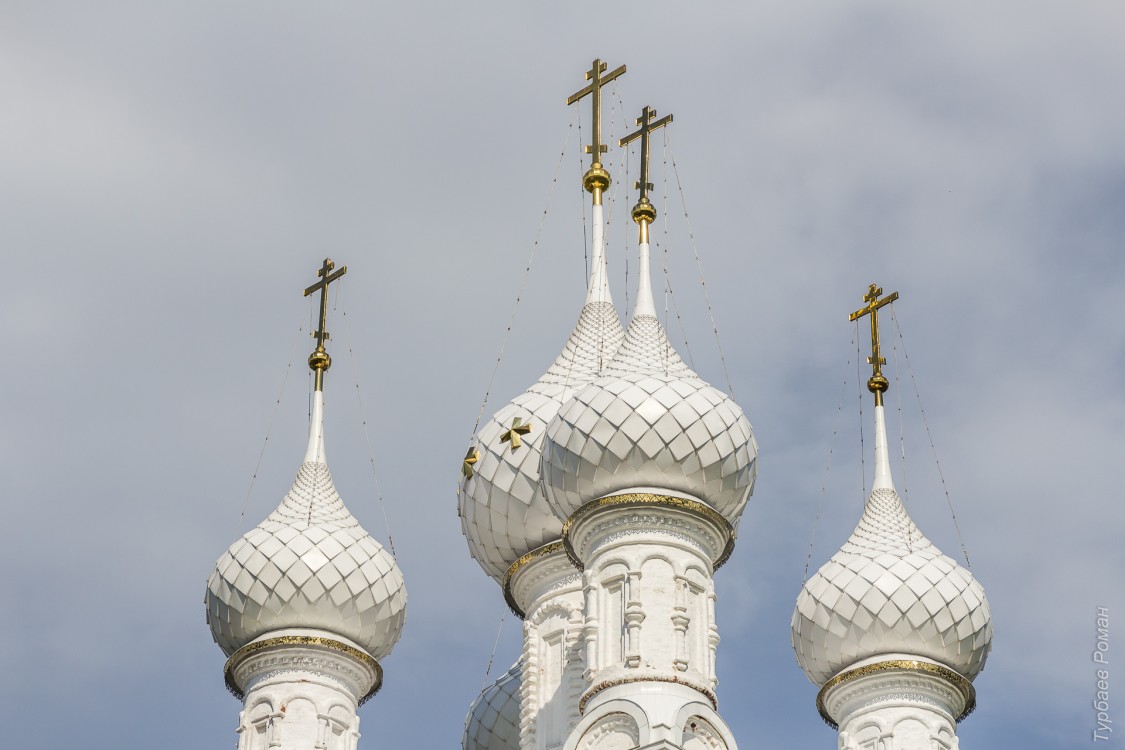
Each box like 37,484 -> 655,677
541,311 -> 757,524
462,662 -> 522,750
206,396 -> 407,659
791,407 -> 991,685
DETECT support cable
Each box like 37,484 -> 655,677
337,285 -> 397,558
468,124 -> 573,439
239,313 -> 306,523
890,308 -> 973,569
802,335 -> 855,583
479,616 -> 506,690
855,320 -> 868,500
666,135 -> 736,398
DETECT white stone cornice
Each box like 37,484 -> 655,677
817,657 -> 975,730
562,493 -> 735,571
225,630 -> 382,706
505,541 -> 582,619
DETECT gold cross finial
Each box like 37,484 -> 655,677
567,58 -> 626,205
462,446 -> 481,480
620,105 -> 673,243
499,417 -> 533,452
849,283 -> 899,406
303,258 -> 348,392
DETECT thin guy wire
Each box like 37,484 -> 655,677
891,329 -> 909,506
802,334 -> 854,584
855,320 -> 868,501
577,106 -> 589,291
338,286 -> 397,558
469,124 -> 573,440
666,134 -> 735,398
480,615 -> 506,690
239,313 -> 306,523
659,134 -> 697,372
890,308 -> 973,570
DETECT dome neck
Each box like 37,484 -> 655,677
872,404 -> 894,492
585,203 -> 613,306
633,238 -> 657,318
304,390 -> 327,464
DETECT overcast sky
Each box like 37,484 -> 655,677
2,3 -> 1123,748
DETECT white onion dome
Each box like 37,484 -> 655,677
460,212 -> 625,583
462,661 -> 522,750
541,240 -> 757,525
206,393 -> 407,659
791,405 -> 991,685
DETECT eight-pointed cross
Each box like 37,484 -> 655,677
848,283 -> 899,406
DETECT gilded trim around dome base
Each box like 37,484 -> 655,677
561,492 -> 736,571
815,658 -> 976,729
503,540 -> 568,619
224,634 -> 384,706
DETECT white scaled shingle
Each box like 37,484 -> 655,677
462,662 -> 522,750
459,299 -> 625,583
206,459 -> 406,659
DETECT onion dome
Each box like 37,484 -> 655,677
791,404 -> 992,685
462,662 -> 522,750
459,206 -> 625,583
206,392 -> 407,659
541,233 -> 757,525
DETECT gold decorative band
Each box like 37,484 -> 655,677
561,493 -> 735,569
224,635 -> 384,705
579,674 -> 717,713
815,659 -> 976,728
502,540 -> 568,619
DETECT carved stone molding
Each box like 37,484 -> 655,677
817,659 -> 975,729
505,541 -> 582,619
225,634 -> 382,705
562,494 -> 734,570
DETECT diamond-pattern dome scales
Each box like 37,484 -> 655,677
460,202 -> 625,582
206,392 -> 407,660
462,661 -> 522,750
791,404 -> 991,685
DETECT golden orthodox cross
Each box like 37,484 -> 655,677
620,105 -> 673,241
849,283 -> 899,406
567,58 -> 626,204
499,417 -> 533,452
303,258 -> 348,391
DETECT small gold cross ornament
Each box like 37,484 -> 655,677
462,446 -> 481,480
499,417 -> 533,452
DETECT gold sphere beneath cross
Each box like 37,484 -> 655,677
583,163 -> 611,195
867,374 -> 888,394
631,197 -> 656,225
309,347 -> 331,372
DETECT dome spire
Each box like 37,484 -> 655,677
302,258 -> 347,463
849,282 -> 899,491
620,106 -> 673,318
568,58 -> 626,305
